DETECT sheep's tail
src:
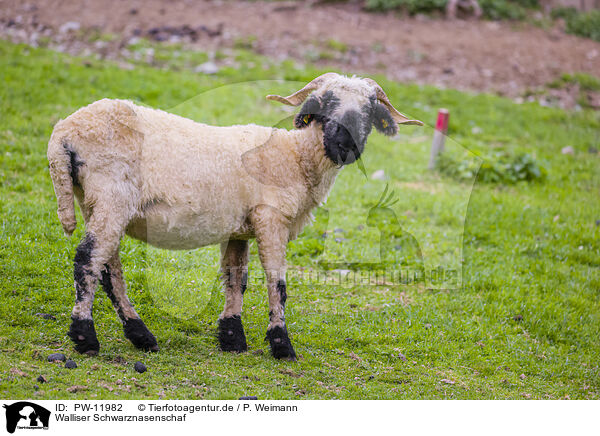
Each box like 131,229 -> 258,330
47,129 -> 77,236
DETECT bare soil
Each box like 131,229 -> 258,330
2,0 -> 599,99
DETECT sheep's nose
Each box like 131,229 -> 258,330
333,122 -> 355,147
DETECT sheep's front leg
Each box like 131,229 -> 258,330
251,206 -> 296,360
218,239 -> 249,353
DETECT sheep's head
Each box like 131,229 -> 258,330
267,73 -> 423,165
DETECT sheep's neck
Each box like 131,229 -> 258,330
291,124 -> 340,207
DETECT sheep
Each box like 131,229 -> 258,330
47,72 -> 423,360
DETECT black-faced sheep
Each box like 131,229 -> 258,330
47,72 -> 422,359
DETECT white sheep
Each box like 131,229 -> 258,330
47,72 -> 422,359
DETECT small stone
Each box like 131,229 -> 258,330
134,361 -> 147,373
370,169 -> 386,180
65,360 -> 77,369
35,313 -> 56,320
128,36 -> 141,45
194,61 -> 219,75
59,21 -> 80,34
561,146 -> 574,155
66,385 -> 86,393
47,353 -> 66,362
37,375 -> 47,383
333,269 -> 351,277
10,368 -> 27,377
239,396 -> 258,400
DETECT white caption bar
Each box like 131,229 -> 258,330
0,400 -> 597,435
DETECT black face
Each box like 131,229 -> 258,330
295,91 -> 398,166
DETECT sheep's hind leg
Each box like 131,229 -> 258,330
100,252 -> 158,352
252,206 -> 296,360
217,239 -> 249,353
68,205 -> 128,355
69,233 -> 101,355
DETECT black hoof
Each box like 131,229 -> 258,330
266,325 -> 296,360
123,318 -> 159,352
68,318 -> 100,355
218,316 -> 248,353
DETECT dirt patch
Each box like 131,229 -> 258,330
1,0 -> 600,100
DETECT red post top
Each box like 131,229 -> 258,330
435,108 -> 449,133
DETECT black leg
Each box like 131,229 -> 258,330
266,325 -> 296,360
69,233 -> 100,355
218,240 -> 249,353
100,255 -> 158,352
218,315 -> 248,352
265,279 -> 296,360
251,207 -> 297,361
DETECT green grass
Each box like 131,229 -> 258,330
547,72 -> 600,110
565,9 -> 600,43
364,0 -> 539,20
1,39 -> 599,399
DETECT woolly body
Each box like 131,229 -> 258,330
48,98 -> 339,249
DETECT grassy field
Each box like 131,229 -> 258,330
1,39 -> 599,399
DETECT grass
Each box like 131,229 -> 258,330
547,72 -> 600,110
564,9 -> 600,43
1,38 -> 599,399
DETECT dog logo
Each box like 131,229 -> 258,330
3,402 -> 50,433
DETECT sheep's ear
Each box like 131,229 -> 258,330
372,103 -> 398,136
294,113 -> 314,129
294,95 -> 321,129
363,78 -> 423,126
266,72 -> 338,106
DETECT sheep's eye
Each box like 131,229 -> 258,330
381,119 -> 388,129
303,114 -> 311,124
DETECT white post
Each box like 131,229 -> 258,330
428,108 -> 449,170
